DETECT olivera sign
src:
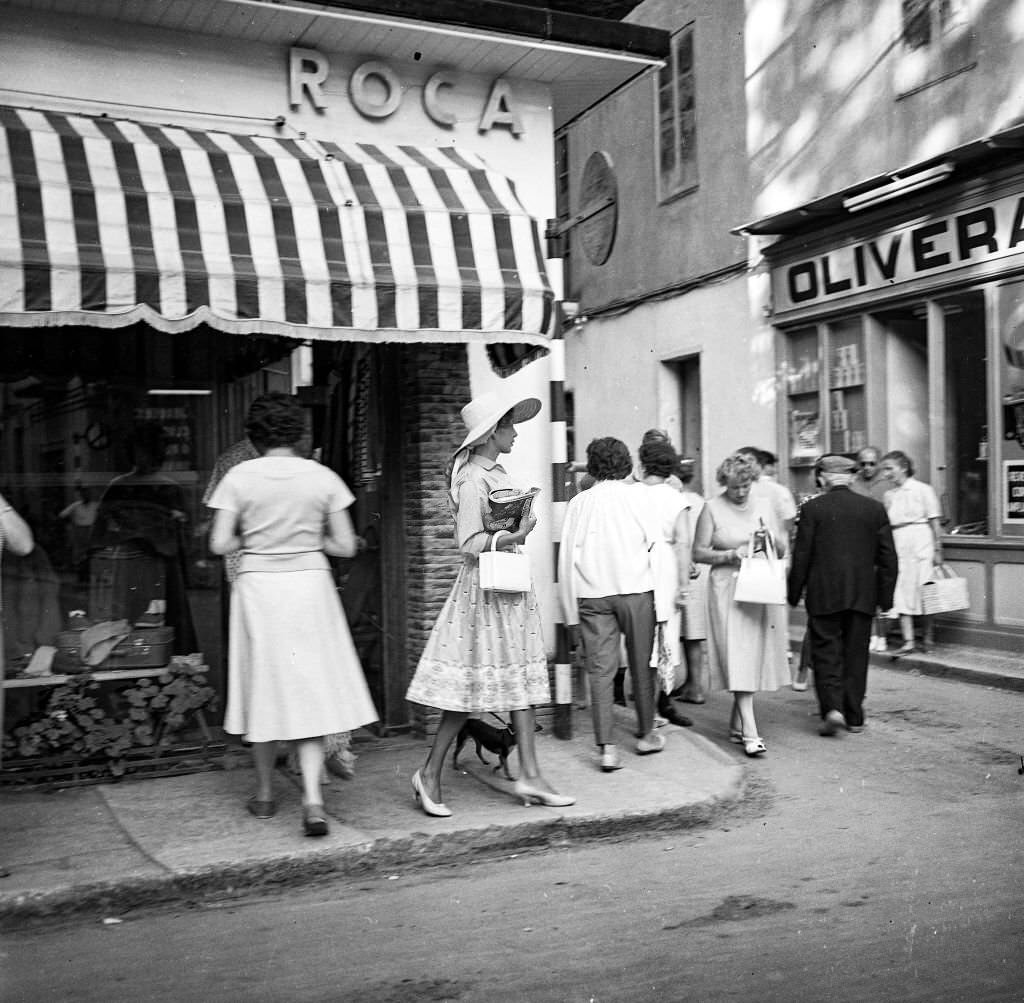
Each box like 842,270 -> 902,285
772,191 -> 1024,314
288,47 -> 525,136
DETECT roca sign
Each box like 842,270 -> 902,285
288,47 -> 525,136
772,190 -> 1024,313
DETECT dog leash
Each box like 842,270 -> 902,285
485,712 -> 512,729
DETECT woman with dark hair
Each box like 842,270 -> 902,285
208,392 -> 378,837
636,438 -> 694,728
693,452 -> 789,756
879,449 -> 943,656
406,391 -> 572,816
559,436 -> 673,772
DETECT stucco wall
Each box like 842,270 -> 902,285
745,0 -> 1024,218
565,273 -> 776,492
561,0 -> 750,312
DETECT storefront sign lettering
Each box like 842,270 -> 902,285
776,193 -> 1024,312
288,47 -> 524,135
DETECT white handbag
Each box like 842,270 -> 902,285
733,526 -> 786,606
478,531 -> 531,593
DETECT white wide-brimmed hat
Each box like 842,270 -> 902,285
454,391 -> 541,455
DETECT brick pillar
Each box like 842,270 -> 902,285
401,345 -> 471,737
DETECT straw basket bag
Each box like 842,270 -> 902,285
921,564 -> 970,615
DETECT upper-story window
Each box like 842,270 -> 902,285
897,0 -> 974,96
902,0 -> 965,49
656,23 -> 697,202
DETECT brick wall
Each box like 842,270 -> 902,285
401,345 -> 471,735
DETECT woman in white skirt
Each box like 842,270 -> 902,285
406,391 -> 574,817
208,393 -> 378,837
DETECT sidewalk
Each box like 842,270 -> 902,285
4,637 -> 1020,929
0,707 -> 745,928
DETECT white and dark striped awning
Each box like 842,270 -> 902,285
0,104 -> 554,372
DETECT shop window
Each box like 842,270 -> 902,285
896,0 -> 975,96
784,326 -> 822,502
656,23 -> 698,202
1,325 -> 298,771
942,292 -> 988,535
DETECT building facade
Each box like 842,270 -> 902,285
561,0 -> 1024,652
0,0 -> 667,769
556,0 -> 757,496
740,0 -> 1024,650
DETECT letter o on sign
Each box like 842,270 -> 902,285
350,61 -> 403,119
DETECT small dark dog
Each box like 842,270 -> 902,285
453,716 -> 541,781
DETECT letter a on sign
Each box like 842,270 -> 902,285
290,47 -> 329,109
479,78 -> 524,136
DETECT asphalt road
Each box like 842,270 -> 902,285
4,665 -> 1023,1002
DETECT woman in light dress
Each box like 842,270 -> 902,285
879,450 -> 943,656
635,437 -> 695,729
208,393 -> 378,837
692,453 -> 790,756
405,391 -> 573,816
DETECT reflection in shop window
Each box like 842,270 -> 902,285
943,292 -> 988,535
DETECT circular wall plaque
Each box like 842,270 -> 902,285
578,151 -> 618,266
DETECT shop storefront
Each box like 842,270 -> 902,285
0,1 -> 666,777
754,150 -> 1024,652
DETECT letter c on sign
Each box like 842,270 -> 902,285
350,61 -> 403,119
424,71 -> 458,127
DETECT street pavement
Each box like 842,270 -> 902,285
1,637 -> 1020,929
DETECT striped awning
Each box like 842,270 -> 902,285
0,104 -> 554,372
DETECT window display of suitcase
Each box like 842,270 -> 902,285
53,626 -> 175,673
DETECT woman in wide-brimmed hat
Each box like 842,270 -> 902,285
406,391 -> 574,816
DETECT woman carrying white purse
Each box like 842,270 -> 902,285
692,453 -> 790,757
405,391 -> 574,816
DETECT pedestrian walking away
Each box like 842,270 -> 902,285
558,436 -> 675,772
787,454 -> 898,736
405,390 -> 573,816
207,392 -> 379,837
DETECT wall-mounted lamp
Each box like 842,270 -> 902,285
842,162 -> 955,213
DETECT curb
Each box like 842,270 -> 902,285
873,650 -> 1024,692
0,768 -> 746,929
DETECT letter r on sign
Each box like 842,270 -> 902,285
290,47 -> 329,110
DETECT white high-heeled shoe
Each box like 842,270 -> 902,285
411,769 -> 452,818
514,778 -> 576,807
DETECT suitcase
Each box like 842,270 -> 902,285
53,626 -> 175,673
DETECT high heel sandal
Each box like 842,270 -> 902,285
411,769 -> 453,818
890,642 -> 916,660
514,779 -> 576,808
742,735 -> 767,757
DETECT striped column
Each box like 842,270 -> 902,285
549,304 -> 572,739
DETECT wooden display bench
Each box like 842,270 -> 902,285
1,661 -> 225,789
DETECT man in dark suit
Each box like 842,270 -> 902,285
787,454 -> 898,736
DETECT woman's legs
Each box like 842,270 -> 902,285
732,691 -> 759,739
678,639 -> 707,701
510,707 -> 569,797
294,736 -> 326,806
250,741 -> 277,802
418,710 -> 468,803
900,614 -> 915,646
